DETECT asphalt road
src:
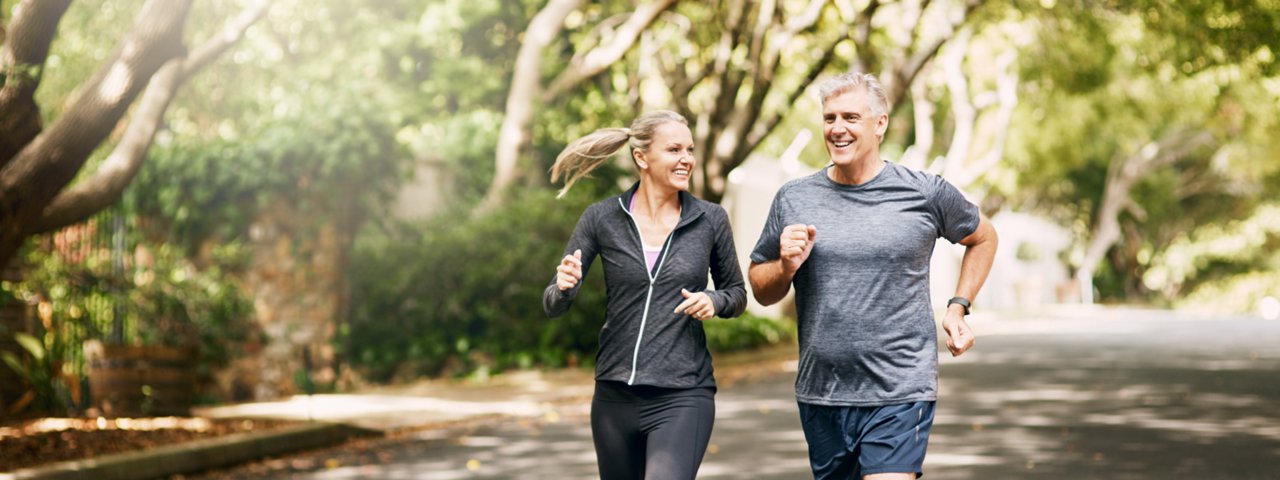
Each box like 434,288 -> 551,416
185,310 -> 1280,479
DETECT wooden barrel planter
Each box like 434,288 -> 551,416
85,341 -> 198,417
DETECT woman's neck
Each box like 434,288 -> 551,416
632,182 -> 681,223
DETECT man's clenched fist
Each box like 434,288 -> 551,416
780,224 -> 816,275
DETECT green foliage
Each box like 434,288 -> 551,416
1005,3 -> 1280,301
703,314 -> 796,354
120,244 -> 255,367
14,234 -> 255,382
1146,204 -> 1280,301
1,331 -> 79,415
1022,9 -> 1117,94
344,186 -> 617,381
1180,266 -> 1280,315
1110,0 -> 1280,76
342,182 -> 794,380
126,91 -> 405,251
30,0 -> 143,123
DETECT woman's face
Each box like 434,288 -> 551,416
635,121 -> 695,192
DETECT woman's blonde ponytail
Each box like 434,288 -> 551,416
549,110 -> 688,198
550,128 -> 631,199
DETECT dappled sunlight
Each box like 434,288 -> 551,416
925,317 -> 1280,478
925,453 -> 1003,467
698,383 -> 811,478
195,394 -> 554,426
0,417 -> 214,440
163,314 -> 1280,479
97,63 -> 133,104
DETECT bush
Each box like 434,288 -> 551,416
344,187 -> 610,381
4,236 -> 253,415
704,313 -> 796,353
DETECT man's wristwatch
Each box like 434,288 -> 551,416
947,296 -> 971,315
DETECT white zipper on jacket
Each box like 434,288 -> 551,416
618,197 -> 676,385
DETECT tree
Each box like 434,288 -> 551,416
473,0 -> 990,207
0,0 -> 268,268
478,0 -> 678,213
899,26 -> 1019,194
1075,129 -> 1218,303
652,0 -> 986,202
1003,1 -> 1280,303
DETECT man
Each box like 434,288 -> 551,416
748,72 -> 998,479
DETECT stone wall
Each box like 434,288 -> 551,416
214,201 -> 350,402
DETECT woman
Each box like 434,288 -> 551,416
542,110 -> 747,479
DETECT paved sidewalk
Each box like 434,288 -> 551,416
191,306 -> 1280,479
1,333 -> 793,479
193,369 -> 598,432
7,306 -> 1280,479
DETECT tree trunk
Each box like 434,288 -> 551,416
0,0 -> 267,268
664,0 -> 985,204
0,0 -> 73,168
1075,130 -> 1216,303
0,0 -> 193,266
33,1 -> 270,236
478,0 -> 676,215
476,0 -> 580,215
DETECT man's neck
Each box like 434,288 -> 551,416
827,155 -> 884,186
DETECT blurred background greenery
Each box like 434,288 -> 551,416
0,0 -> 1277,416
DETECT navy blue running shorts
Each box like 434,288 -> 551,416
797,400 -> 936,479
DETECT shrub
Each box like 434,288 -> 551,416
704,313 -> 796,353
344,187 -> 609,381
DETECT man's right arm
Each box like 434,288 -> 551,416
749,223 -> 815,306
748,260 -> 793,306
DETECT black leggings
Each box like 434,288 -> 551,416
591,380 -> 716,480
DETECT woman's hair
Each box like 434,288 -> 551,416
818,72 -> 889,117
550,110 -> 688,198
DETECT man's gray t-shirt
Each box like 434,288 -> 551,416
750,161 -> 979,406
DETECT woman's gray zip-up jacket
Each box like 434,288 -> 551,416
543,183 -> 747,389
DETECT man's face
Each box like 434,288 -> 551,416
822,89 -> 888,167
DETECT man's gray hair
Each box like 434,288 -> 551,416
818,72 -> 889,116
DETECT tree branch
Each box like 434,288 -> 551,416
848,0 -> 881,74
901,78 -> 934,170
183,0 -> 270,73
31,60 -> 183,234
0,0 -> 73,168
1075,128 -> 1217,303
0,0 -> 72,83
885,0 -> 984,108
0,0 -> 194,222
743,26 -> 844,156
940,29 -> 974,181
955,50 -> 1018,188
33,1 -> 270,234
476,0 -> 580,214
542,0 -> 678,100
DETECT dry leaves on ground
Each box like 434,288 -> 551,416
0,417 -> 296,472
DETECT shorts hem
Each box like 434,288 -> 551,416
796,396 -> 937,407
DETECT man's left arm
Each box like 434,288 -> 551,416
943,213 -> 998,357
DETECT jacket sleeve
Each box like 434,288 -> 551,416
707,206 -> 747,319
543,205 -> 600,318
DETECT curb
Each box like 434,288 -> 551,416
0,422 -> 376,480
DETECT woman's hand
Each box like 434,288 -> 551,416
556,250 -> 583,291
675,288 -> 716,321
